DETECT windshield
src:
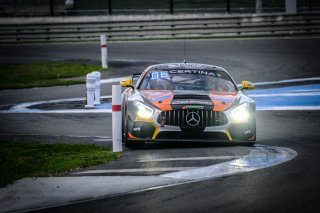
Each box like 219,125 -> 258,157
139,69 -> 237,92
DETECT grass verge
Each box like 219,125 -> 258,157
0,62 -> 104,90
0,141 -> 120,187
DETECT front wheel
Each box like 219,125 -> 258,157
125,140 -> 145,149
122,103 -> 145,149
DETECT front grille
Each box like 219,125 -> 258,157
158,110 -> 228,127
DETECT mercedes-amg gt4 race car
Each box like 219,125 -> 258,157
120,63 -> 256,148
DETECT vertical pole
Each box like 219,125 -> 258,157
50,0 -> 54,16
286,0 -> 297,14
108,0 -> 112,15
112,85 -> 123,152
226,0 -> 231,14
100,34 -> 108,69
309,0 -> 312,12
169,0 -> 174,14
256,0 -> 262,13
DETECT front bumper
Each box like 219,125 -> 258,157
127,111 -> 256,142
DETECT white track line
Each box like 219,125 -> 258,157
249,92 -> 320,97
75,167 -> 197,174
257,106 -> 320,111
0,133 -> 112,139
237,77 -> 320,87
138,156 -> 244,162
93,138 -> 113,142
160,145 -> 297,180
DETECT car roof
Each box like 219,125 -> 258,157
135,62 -> 238,90
145,63 -> 228,73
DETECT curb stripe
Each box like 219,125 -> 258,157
112,105 -> 121,111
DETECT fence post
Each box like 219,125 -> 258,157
286,0 -> 297,14
169,0 -> 174,14
108,0 -> 112,15
309,0 -> 312,12
256,0 -> 262,13
226,0 -> 231,14
50,0 -> 54,16
112,85 -> 123,152
100,34 -> 108,69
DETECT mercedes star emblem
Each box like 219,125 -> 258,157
186,112 -> 200,126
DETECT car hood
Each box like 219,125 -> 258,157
140,90 -> 239,112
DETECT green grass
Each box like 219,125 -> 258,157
0,141 -> 121,187
0,62 -> 104,90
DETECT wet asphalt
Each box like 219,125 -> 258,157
0,38 -> 320,212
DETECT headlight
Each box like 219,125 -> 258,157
231,103 -> 250,123
135,101 -> 154,119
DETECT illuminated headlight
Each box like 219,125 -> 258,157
231,103 -> 250,123
135,101 -> 154,118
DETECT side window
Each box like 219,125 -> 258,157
132,74 -> 140,87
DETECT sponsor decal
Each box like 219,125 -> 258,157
172,100 -> 213,105
150,95 -> 171,102
168,64 -> 180,68
183,64 -> 206,69
211,96 -> 233,103
182,105 -> 204,110
142,91 -> 163,95
169,70 -> 217,76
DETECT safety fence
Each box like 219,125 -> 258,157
0,12 -> 319,43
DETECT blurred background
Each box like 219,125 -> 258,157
0,0 -> 319,17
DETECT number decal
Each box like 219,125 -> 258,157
151,72 -> 159,80
151,71 -> 169,80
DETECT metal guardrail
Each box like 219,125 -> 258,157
0,13 -> 319,43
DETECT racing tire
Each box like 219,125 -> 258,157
122,102 -> 128,146
244,142 -> 255,147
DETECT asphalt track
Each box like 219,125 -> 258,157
0,38 -> 320,213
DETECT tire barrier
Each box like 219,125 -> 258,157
85,71 -> 101,108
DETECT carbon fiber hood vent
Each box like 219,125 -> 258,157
171,94 -> 213,106
173,94 -> 210,100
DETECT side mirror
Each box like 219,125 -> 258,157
241,81 -> 254,90
120,79 -> 134,88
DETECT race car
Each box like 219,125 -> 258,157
120,63 -> 256,148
